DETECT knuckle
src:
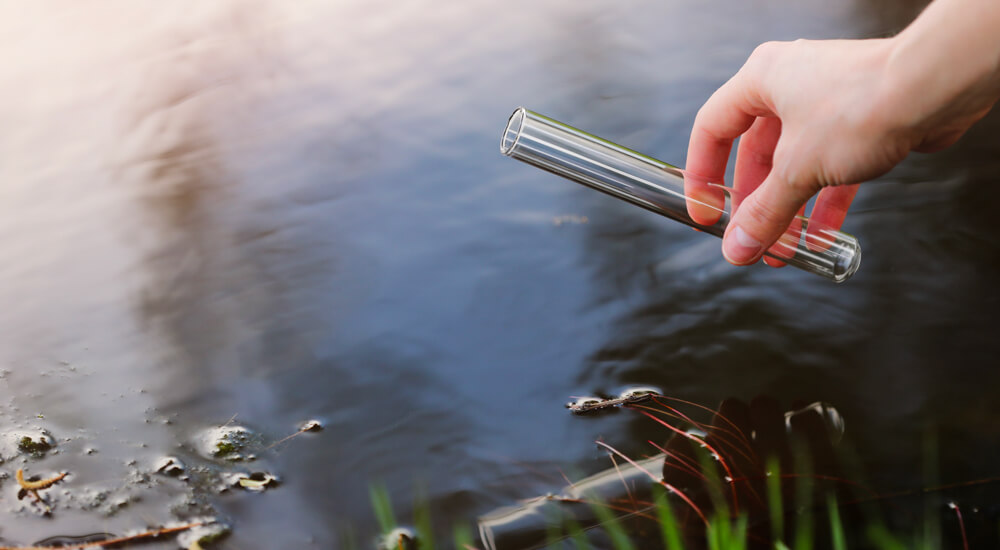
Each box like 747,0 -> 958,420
743,195 -> 786,228
772,150 -> 821,197
750,41 -> 778,60
741,41 -> 787,93
747,40 -> 789,67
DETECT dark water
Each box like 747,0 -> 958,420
2,0 -> 999,548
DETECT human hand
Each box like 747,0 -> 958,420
685,34 -> 999,267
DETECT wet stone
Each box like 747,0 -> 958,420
197,425 -> 260,462
617,385 -> 662,400
177,520 -> 230,549
236,471 -> 277,492
7,429 -> 56,458
300,419 -> 323,432
155,456 -> 186,476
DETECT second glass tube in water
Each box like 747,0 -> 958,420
500,108 -> 861,282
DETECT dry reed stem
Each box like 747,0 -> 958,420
264,420 -> 321,450
632,408 -> 741,514
596,440 -> 708,525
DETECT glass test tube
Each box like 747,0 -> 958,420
500,108 -> 862,282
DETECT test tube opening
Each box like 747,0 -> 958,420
501,108 -> 525,156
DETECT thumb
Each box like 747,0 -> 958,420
721,172 -> 815,266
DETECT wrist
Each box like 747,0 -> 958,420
882,0 -> 1000,133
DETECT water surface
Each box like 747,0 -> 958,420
1,1 -> 998,547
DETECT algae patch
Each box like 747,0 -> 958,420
3,429 -> 56,458
196,425 -> 260,462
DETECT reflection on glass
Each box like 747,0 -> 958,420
501,108 -> 862,282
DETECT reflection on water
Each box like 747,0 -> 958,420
478,395 -> 851,549
0,0 -> 999,547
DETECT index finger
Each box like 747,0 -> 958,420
685,69 -> 774,226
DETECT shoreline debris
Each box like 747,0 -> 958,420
566,387 -> 662,414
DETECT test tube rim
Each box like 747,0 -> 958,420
500,107 -> 527,156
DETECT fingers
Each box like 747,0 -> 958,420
762,204 -> 806,268
733,116 -> 782,211
683,171 -> 724,226
733,116 -> 789,267
805,184 -> 859,251
685,70 -> 773,226
722,169 -> 816,266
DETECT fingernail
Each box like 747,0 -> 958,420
722,225 -> 762,265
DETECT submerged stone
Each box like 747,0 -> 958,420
155,456 -> 186,476
236,471 -> 278,492
196,425 -> 260,462
7,429 -> 56,458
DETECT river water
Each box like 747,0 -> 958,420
1,1 -> 998,548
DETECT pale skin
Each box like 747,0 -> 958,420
685,0 -> 1000,267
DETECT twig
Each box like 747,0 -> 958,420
15,469 -> 68,514
0,522 -> 204,550
596,440 -> 708,525
220,413 -> 239,428
16,470 -> 68,491
265,420 -> 322,450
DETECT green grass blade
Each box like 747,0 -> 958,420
546,508 -> 564,549
413,488 -> 435,550
370,484 -> 397,535
653,486 -> 684,550
766,456 -> 784,546
792,443 -> 814,550
867,524 -> 907,550
792,510 -> 813,550
706,516 -> 722,550
452,523 -> 474,550
827,494 -> 846,550
339,523 -> 359,550
587,498 -> 636,550
566,517 -> 591,550
732,515 -> 748,550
